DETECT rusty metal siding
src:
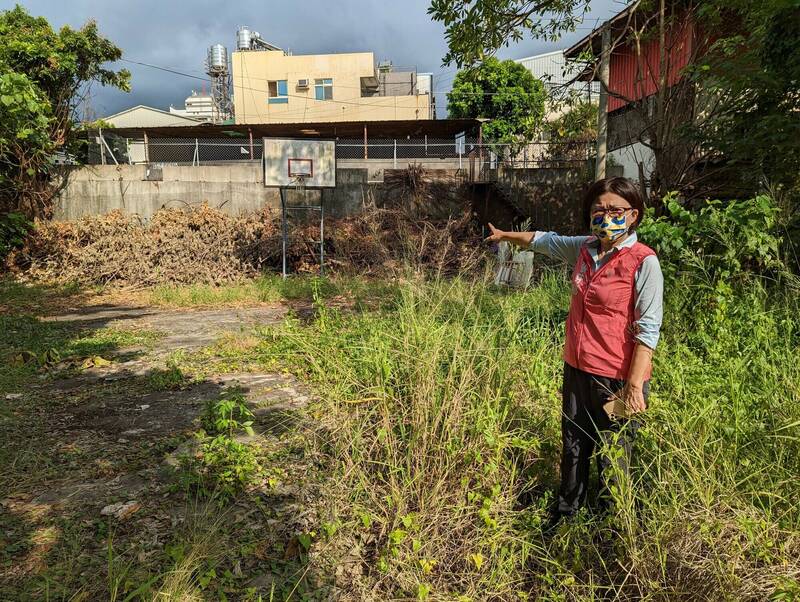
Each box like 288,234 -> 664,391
607,16 -> 694,112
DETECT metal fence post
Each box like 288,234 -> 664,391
393,139 -> 397,169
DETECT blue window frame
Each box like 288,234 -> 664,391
315,78 -> 333,101
268,80 -> 288,104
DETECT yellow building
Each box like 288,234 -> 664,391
232,50 -> 431,124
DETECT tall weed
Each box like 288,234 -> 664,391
255,199 -> 800,600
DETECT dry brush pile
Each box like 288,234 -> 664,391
4,204 -> 486,286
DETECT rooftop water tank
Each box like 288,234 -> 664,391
237,26 -> 252,50
207,44 -> 228,70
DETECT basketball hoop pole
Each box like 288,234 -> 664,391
280,175 -> 324,279
280,187 -> 288,278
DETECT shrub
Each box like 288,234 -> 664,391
177,389 -> 260,500
200,390 -> 255,438
178,434 -> 261,500
637,193 -> 783,284
0,212 -> 32,259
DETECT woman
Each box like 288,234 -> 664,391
485,177 -> 663,522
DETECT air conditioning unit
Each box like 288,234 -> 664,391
297,78 -> 310,88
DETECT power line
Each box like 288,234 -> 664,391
124,56 -> 585,109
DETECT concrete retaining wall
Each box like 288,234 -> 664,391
55,164 -> 278,220
54,163 -> 384,221
496,166 -> 593,234
54,162 -> 472,222
54,162 -> 590,231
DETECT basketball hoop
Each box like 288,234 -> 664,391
263,139 -> 335,278
292,173 -> 310,193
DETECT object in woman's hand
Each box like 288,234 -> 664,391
603,398 -> 634,420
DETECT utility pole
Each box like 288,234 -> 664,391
595,24 -> 611,180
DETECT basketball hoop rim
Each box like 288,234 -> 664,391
291,173 -> 310,191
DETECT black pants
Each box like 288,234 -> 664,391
556,362 -> 647,516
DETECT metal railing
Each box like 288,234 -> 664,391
87,133 -> 593,171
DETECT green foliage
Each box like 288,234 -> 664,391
0,211 -> 32,258
178,434 -> 261,500
428,0 -> 591,67
638,194 -> 786,346
200,390 -> 255,438
0,5 -> 130,218
447,57 -> 547,148
691,1 -> 800,196
0,72 -> 54,192
179,389 -> 260,500
638,194 -> 783,285
146,361 -> 188,391
544,101 -> 597,161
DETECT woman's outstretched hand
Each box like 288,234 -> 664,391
484,223 -> 505,243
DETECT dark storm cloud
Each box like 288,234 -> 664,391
4,0 -> 619,117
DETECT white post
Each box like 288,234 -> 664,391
596,25 -> 611,180
99,132 -> 119,166
194,138 -> 199,166
393,139 -> 397,169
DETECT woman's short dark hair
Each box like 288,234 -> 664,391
582,177 -> 645,231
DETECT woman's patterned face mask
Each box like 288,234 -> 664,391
590,213 -> 629,243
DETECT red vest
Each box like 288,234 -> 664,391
563,240 -> 656,380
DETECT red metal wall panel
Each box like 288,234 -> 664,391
608,16 -> 694,112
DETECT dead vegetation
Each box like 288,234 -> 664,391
5,204 -> 486,287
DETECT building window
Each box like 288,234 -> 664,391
268,80 -> 288,104
315,78 -> 333,101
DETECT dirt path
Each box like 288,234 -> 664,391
2,302 -> 332,600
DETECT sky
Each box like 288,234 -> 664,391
4,0 -> 622,118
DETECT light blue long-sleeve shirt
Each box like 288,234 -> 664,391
530,231 -> 664,349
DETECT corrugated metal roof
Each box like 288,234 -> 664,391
514,51 -> 600,98
84,118 -> 480,140
102,105 -> 207,128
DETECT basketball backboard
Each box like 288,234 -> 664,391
263,138 -> 336,188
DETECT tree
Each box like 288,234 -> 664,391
431,0 -> 800,205
0,5 -> 130,219
428,0 -> 591,67
447,57 -> 547,149
690,1 -> 800,199
545,101 -> 597,161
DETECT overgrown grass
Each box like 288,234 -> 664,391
0,315 -> 160,394
255,267 -> 800,600
0,277 -> 89,315
148,273 -> 401,309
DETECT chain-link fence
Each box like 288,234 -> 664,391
87,132 -> 593,171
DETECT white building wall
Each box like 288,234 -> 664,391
608,142 -> 655,181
